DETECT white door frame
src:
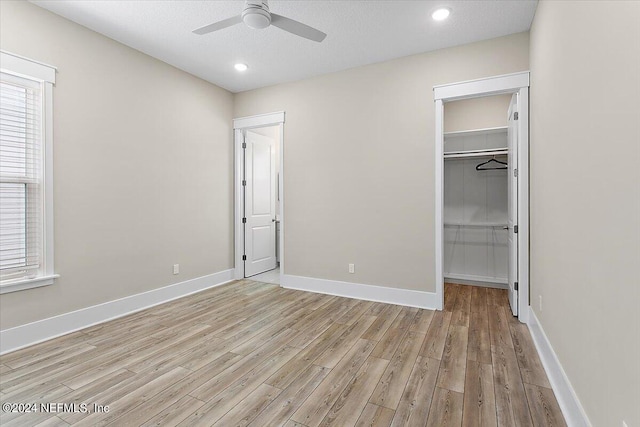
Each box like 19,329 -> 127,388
233,111 -> 285,283
434,71 -> 530,323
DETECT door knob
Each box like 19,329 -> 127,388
503,226 -> 509,230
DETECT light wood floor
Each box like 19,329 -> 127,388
0,280 -> 566,427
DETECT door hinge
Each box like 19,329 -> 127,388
514,281 -> 519,291
242,255 -> 247,261
514,225 -> 518,234
514,112 -> 519,120
242,142 -> 247,149
242,180 -> 246,186
514,168 -> 518,178
242,217 -> 246,224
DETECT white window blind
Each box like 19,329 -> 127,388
0,72 -> 43,283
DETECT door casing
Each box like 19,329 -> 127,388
233,112 -> 285,283
434,72 -> 530,323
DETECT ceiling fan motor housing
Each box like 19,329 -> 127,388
242,0 -> 271,29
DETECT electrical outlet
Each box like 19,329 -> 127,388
539,295 -> 543,311
348,263 -> 355,274
173,264 -> 179,275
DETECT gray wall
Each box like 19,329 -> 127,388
0,1 -> 235,329
234,32 -> 529,292
530,1 -> 640,425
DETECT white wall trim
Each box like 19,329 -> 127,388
233,111 -> 285,130
0,50 -> 56,83
527,308 -> 592,427
281,274 -> 439,310
0,269 -> 234,355
433,71 -> 529,102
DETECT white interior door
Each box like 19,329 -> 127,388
244,130 -> 277,277
507,94 -> 519,316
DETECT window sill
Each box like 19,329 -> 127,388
0,274 -> 59,294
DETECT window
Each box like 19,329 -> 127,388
0,51 -> 57,293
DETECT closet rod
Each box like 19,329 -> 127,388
444,222 -> 508,228
444,148 -> 508,159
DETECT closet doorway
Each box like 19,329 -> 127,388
233,112 -> 285,284
434,72 -> 530,322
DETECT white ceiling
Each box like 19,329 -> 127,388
30,1 -> 538,93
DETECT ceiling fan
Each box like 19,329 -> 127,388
193,0 -> 327,43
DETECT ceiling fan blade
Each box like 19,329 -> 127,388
193,15 -> 242,35
270,13 -> 326,42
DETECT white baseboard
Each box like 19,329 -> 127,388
444,273 -> 508,286
527,307 -> 591,427
0,269 -> 235,355
444,275 -> 508,289
281,274 -> 438,310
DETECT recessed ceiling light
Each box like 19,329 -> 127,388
234,63 -> 248,72
432,8 -> 451,21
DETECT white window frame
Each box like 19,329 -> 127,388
0,51 -> 58,294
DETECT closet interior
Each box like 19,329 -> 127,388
443,97 -> 511,289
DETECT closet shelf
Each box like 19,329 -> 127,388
444,222 -> 507,228
444,148 -> 508,159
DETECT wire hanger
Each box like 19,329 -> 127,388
475,156 -> 508,171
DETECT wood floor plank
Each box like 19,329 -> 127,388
102,353 -> 245,426
462,360 -> 497,427
355,403 -> 395,427
34,416 -> 71,427
362,305 -> 402,341
248,365 -> 330,427
365,302 -> 389,316
509,321 -> 551,388
370,328 -> 408,360
314,315 -> 377,369
1,331 -> 91,369
229,315 -> 306,356
451,284 -> 472,327
371,307 -> 418,360
436,325 -> 469,393
470,286 -> 487,313
426,387 -> 464,427
390,356 -> 440,427
188,328 -> 298,402
266,323 -> 347,389
444,283 -> 459,312
74,366 -> 190,427
211,383 -> 282,427
140,395 -> 205,427
318,357 -> 388,427
408,309 -> 435,334
336,300 -> 374,325
419,310 -> 453,360
488,306 -> 514,350
492,344 -> 533,427
523,383 -> 567,427
179,346 -> 299,426
291,339 -> 376,427
467,308 -> 492,364
369,330 -> 426,410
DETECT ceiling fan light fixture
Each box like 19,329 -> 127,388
432,7 -> 451,21
242,8 -> 271,29
234,63 -> 248,72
